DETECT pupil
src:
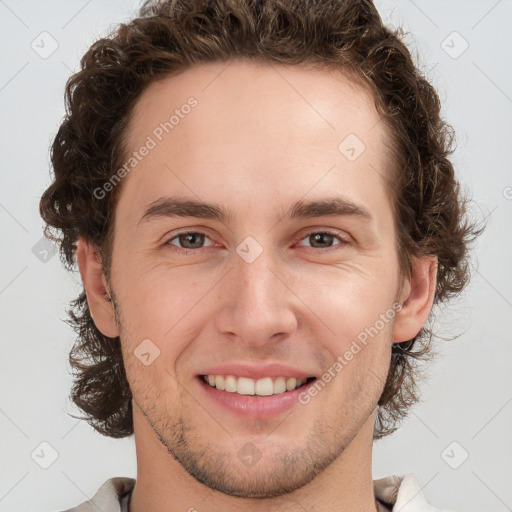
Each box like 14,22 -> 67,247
181,233 -> 203,248
312,233 -> 332,247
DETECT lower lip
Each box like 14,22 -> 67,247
197,377 -> 316,419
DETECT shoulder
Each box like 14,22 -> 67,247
374,473 -> 457,512
58,477 -> 135,512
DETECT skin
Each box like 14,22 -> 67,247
77,59 -> 437,512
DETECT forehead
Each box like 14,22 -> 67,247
118,59 -> 393,226
126,58 -> 385,152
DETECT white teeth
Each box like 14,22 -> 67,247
225,375 -> 237,393
255,377 -> 273,396
203,374 -> 311,396
215,375 -> 225,391
286,377 -> 297,391
273,376 -> 286,394
237,376 -> 254,395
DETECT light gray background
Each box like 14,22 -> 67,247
0,1 -> 511,511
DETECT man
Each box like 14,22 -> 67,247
40,0 -> 481,510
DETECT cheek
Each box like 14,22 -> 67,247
316,316 -> 394,407
114,268 -> 211,390
115,262 -> 197,334
301,262 -> 399,345
114,238 -> 400,356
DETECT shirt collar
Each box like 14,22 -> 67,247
374,473 -> 444,511
76,474 -> 442,512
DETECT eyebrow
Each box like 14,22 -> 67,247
137,195 -> 373,225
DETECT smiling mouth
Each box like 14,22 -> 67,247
200,374 -> 317,396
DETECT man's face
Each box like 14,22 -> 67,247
108,59 -> 405,497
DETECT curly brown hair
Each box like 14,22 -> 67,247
40,0 -> 482,440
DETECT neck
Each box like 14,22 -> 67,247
129,406 -> 378,512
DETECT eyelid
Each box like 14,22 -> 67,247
163,229 -> 217,250
295,228 -> 351,247
163,227 -> 351,253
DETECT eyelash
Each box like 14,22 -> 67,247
163,229 -> 350,254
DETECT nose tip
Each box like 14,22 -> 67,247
213,261 -> 298,347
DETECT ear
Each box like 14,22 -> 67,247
76,238 -> 120,338
392,255 -> 438,343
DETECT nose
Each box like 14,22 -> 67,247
213,247 -> 298,348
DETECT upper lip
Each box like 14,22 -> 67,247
198,362 -> 316,380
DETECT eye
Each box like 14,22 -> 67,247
164,229 -> 349,254
164,231 -> 215,251
296,230 -> 349,250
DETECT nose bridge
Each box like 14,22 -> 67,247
237,241 -> 279,302
214,238 -> 298,344
234,237 -> 285,313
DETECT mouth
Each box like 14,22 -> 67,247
196,374 -> 318,419
200,374 -> 317,396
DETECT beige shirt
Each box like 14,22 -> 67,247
61,474 -> 453,511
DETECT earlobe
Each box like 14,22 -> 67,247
392,255 -> 438,343
76,238 -> 120,338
